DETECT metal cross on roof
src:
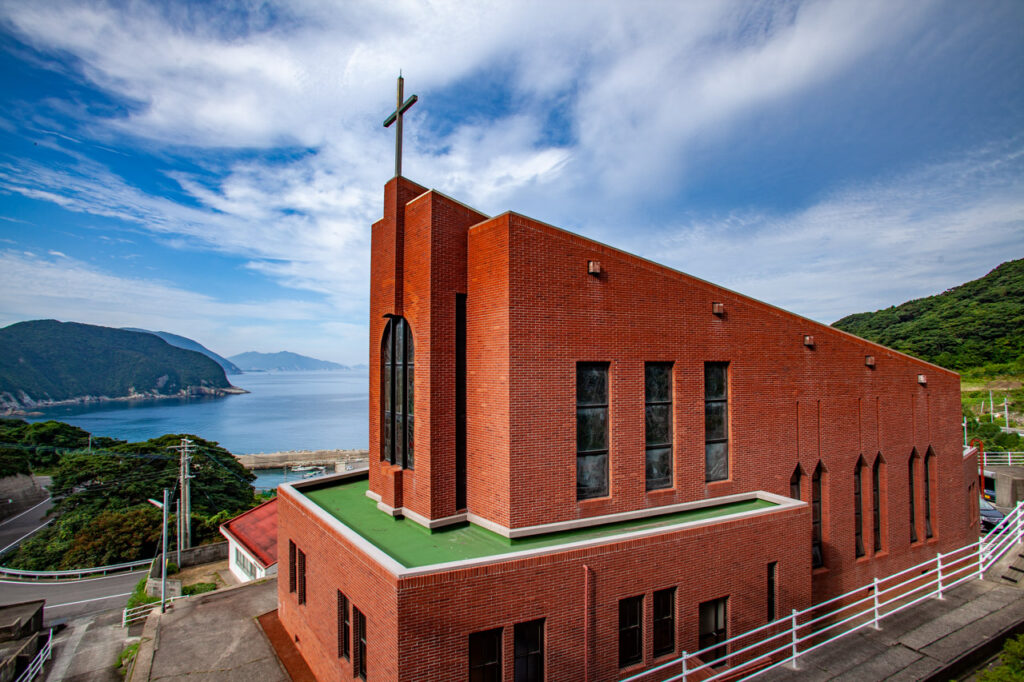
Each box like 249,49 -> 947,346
383,73 -> 418,178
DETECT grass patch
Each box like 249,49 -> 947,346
183,582 -> 217,596
124,576 -> 158,610
116,641 -> 140,676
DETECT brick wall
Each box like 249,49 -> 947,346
277,486 -> 401,682
280,485 -> 809,682
464,212 -> 972,600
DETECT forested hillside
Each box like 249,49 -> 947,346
0,320 -> 237,410
833,259 -> 1024,374
0,418 -> 256,569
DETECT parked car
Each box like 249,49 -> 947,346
980,496 -> 1005,533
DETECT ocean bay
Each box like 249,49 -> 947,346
27,370 -> 369,454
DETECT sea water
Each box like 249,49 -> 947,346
26,370 -> 369,455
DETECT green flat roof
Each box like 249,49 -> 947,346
301,477 -> 776,569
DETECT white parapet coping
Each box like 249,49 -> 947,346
283,470 -> 807,579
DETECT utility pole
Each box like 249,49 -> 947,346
990,390 -> 995,422
1005,397 -> 1011,433
169,438 -> 195,551
161,488 -> 168,612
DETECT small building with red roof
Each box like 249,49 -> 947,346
220,497 -> 279,583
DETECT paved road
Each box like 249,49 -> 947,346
0,489 -> 54,555
0,570 -> 147,621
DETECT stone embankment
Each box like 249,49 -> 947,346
234,449 -> 369,471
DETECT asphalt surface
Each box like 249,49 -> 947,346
0,569 -> 147,621
0,490 -> 54,555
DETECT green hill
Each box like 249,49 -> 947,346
0,320 -> 238,411
832,259 -> 1024,374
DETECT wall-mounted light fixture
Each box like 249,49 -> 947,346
803,335 -> 815,348
587,260 -> 601,276
865,355 -> 876,368
712,302 -> 725,316
918,374 -> 927,385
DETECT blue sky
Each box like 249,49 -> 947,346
0,0 -> 1022,365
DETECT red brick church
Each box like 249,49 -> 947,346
275,82 -> 976,681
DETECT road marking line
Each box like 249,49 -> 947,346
0,498 -> 51,528
47,592 -> 133,608
0,519 -> 54,555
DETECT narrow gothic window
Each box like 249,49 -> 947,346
924,448 -> 935,539
382,316 -> 414,469
337,591 -> 350,660
854,458 -> 865,558
288,540 -> 296,593
296,549 -> 306,605
872,455 -> 884,552
353,606 -> 367,679
767,562 -> 777,622
790,465 -> 802,500
645,363 -> 673,490
812,463 -> 825,568
704,362 -> 729,482
577,363 -> 609,499
909,450 -> 919,543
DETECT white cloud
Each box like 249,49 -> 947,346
631,141 -> 1024,323
0,249 -> 369,362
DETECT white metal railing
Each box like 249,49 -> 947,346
982,452 -> 1024,468
14,629 -> 52,682
621,499 -> 1024,682
122,596 -> 184,627
0,558 -> 151,581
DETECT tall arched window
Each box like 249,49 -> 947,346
854,457 -> 865,558
790,465 -> 803,500
381,316 -> 414,469
812,462 -> 825,568
909,450 -> 919,543
924,447 -> 935,539
872,454 -> 885,552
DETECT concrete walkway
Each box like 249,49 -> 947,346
131,579 -> 288,682
758,578 -> 1024,681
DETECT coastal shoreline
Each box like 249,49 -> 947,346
2,385 -> 248,416
235,449 -> 369,470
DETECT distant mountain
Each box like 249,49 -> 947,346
833,259 -> 1024,372
228,351 -> 347,372
122,328 -> 243,375
0,320 -> 242,411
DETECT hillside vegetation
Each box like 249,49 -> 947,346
0,320 -> 236,410
229,350 -> 346,371
832,259 -> 1024,375
0,418 -> 256,570
123,328 -> 243,375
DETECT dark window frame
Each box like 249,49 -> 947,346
767,562 -> 777,622
645,362 -> 674,491
337,591 -> 350,660
287,540 -> 296,593
577,362 -> 610,500
381,316 -> 415,469
699,596 -> 728,666
909,451 -> 919,543
872,455 -> 883,552
854,457 -> 865,558
704,362 -> 729,482
353,607 -> 366,679
469,627 -> 503,682
514,619 -> 544,682
812,463 -> 825,568
618,594 -> 644,668
790,465 -> 802,500
296,549 -> 306,605
924,448 -> 935,539
652,587 -> 676,658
